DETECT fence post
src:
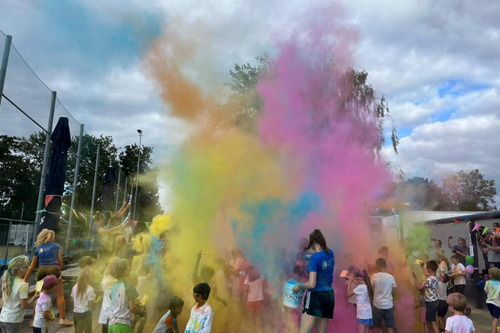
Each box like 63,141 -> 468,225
0,35 -> 12,108
65,124 -> 84,255
114,167 -> 121,212
4,220 -> 12,265
32,91 -> 56,249
89,145 -> 100,233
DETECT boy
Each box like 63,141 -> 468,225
153,296 -> 184,333
185,282 -> 214,333
371,258 -> 397,333
108,259 -> 143,333
445,293 -> 475,333
414,260 -> 439,333
33,275 -> 58,333
437,273 -> 450,332
449,255 -> 466,294
484,267 -> 500,333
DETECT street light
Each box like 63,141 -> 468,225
133,129 -> 143,220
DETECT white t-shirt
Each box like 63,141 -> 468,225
244,276 -> 264,302
485,279 -> 500,307
0,277 -> 29,323
445,315 -> 475,333
71,284 -> 95,313
371,272 -> 396,309
33,292 -> 52,329
437,280 -> 448,301
184,302 -> 213,333
451,263 -> 466,285
353,284 -> 372,320
98,274 -> 117,324
108,280 -> 139,326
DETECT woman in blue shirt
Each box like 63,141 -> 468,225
293,229 -> 335,333
24,229 -> 73,326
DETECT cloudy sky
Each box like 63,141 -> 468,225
1,0 -> 499,205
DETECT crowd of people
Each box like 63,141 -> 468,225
1,218 -> 500,333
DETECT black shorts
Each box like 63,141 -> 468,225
36,265 -> 61,281
302,290 -> 335,319
437,300 -> 449,317
425,300 -> 438,322
372,306 -> 395,328
488,303 -> 500,319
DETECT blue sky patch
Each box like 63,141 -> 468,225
438,79 -> 491,98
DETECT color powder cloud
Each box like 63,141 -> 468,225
143,2 -> 416,331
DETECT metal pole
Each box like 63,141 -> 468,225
4,220 -> 12,265
123,177 -> 128,203
114,167 -> 122,212
65,124 -> 84,255
133,132 -> 143,220
89,145 -> 100,233
32,91 -> 56,248
20,201 -> 24,221
0,35 -> 12,108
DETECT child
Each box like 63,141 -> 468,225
437,273 -> 450,332
485,267 -> 500,333
0,255 -> 38,331
99,257 -> 119,333
347,269 -> 374,333
244,265 -> 264,329
185,282 -> 214,333
71,267 -> 96,333
153,296 -> 184,333
445,293 -> 475,333
371,258 -> 397,333
449,255 -> 466,294
108,259 -> 143,333
33,275 -> 58,333
414,260 -> 439,333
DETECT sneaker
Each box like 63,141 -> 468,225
59,318 -> 73,326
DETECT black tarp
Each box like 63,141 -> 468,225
39,117 -> 71,233
102,165 -> 116,212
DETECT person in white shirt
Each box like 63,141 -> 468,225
185,283 -> 214,333
484,267 -> 500,333
370,258 -> 396,333
0,255 -> 38,332
71,267 -> 96,333
445,293 -> 476,333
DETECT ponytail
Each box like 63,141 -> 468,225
1,255 -> 29,300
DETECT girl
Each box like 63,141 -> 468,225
485,267 -> 500,333
0,255 -> 38,332
71,267 -> 96,333
244,265 -> 265,329
347,269 -> 374,333
33,275 -> 58,333
98,257 -> 119,333
24,229 -> 72,326
293,229 -> 335,333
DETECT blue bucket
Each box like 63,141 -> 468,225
283,280 -> 304,309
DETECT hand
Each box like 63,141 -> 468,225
293,284 -> 301,293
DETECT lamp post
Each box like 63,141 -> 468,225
133,129 -> 143,220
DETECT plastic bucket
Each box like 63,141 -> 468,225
283,280 -> 304,309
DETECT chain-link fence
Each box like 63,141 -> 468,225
0,30 -> 122,262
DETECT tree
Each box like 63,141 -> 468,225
396,177 -> 447,210
442,169 -> 497,211
225,56 -> 399,154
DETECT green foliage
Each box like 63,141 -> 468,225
398,170 -> 497,211
225,56 -> 399,154
0,132 -> 162,224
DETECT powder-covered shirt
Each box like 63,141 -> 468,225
307,249 -> 334,292
485,279 -> 500,307
0,277 -> 29,323
98,274 -> 117,324
35,242 -> 61,266
424,276 -> 439,302
108,280 -> 139,326
153,310 -> 177,333
353,284 -> 372,320
71,284 -> 95,313
185,302 -> 213,333
244,276 -> 264,302
371,272 -> 396,309
451,263 -> 466,285
33,291 -> 52,329
445,315 -> 475,333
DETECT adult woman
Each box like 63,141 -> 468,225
23,229 -> 73,326
293,229 -> 335,333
